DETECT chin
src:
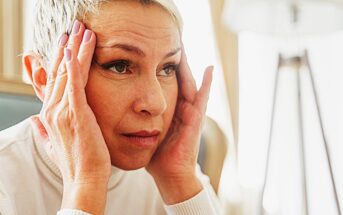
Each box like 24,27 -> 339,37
104,133 -> 163,171
110,158 -> 150,171
109,150 -> 153,171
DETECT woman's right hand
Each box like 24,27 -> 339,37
31,20 -> 111,215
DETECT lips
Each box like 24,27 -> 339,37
123,130 -> 161,137
121,130 -> 160,148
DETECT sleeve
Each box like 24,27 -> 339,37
57,209 -> 92,215
164,189 -> 218,215
163,165 -> 223,215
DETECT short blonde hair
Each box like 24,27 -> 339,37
32,0 -> 183,68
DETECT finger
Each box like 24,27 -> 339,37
44,34 -> 69,105
48,20 -> 85,104
67,20 -> 86,58
178,46 -> 197,102
77,29 -> 96,86
194,66 -> 213,114
64,48 -> 88,109
48,59 -> 68,104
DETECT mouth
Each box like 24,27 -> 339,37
121,130 -> 161,148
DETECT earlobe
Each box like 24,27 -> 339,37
23,52 -> 47,102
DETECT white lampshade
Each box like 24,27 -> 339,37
223,0 -> 343,35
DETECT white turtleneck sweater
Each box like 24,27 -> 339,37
0,118 -> 221,215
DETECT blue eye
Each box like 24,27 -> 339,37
158,64 -> 178,77
103,60 -> 130,74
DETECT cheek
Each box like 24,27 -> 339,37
84,70 -> 133,128
166,85 -> 178,112
162,79 -> 178,123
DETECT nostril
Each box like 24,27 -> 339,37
140,110 -> 150,115
132,82 -> 167,116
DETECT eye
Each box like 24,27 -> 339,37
102,60 -> 130,74
158,64 -> 178,77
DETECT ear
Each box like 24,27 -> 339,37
23,51 -> 47,102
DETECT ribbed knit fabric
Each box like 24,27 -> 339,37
164,190 -> 217,215
57,209 -> 92,215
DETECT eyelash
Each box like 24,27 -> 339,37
102,60 -> 131,73
162,63 -> 179,75
101,60 -> 179,76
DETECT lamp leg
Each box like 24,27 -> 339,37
260,54 -> 282,215
297,55 -> 309,215
303,51 -> 342,215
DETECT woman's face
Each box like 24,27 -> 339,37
84,1 -> 181,170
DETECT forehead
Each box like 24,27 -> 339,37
85,1 -> 180,48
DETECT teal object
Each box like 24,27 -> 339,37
0,93 -> 42,131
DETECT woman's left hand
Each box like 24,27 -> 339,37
146,48 -> 213,204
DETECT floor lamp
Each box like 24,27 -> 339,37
223,0 -> 343,214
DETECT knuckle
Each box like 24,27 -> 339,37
43,102 -> 62,125
67,38 -> 80,49
56,105 -> 71,126
67,40 -> 75,48
44,106 -> 54,124
53,111 -> 64,127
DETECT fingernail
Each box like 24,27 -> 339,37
65,48 -> 71,61
83,30 -> 92,42
72,20 -> 81,34
58,34 -> 68,46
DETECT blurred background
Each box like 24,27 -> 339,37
0,0 -> 342,215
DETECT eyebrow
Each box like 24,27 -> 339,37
96,43 -> 181,59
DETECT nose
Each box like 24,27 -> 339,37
133,77 -> 167,117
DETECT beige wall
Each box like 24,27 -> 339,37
0,0 -> 34,95
1,0 -> 21,80
209,0 -> 239,141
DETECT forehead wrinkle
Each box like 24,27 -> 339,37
88,10 -> 178,38
95,29 -> 179,51
108,18 -> 173,31
94,24 -> 177,42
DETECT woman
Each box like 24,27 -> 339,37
0,0 -> 221,214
